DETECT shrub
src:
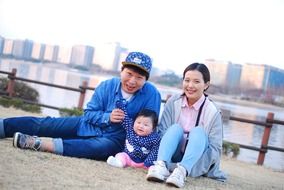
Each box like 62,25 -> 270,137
0,77 -> 41,113
0,77 -> 39,102
0,97 -> 41,113
21,103 -> 41,113
0,97 -> 10,107
59,107 -> 83,117
223,141 -> 240,157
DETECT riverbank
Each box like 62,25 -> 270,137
1,106 -> 284,189
210,94 -> 284,110
158,85 -> 284,115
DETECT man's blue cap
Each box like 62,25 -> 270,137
122,52 -> 152,74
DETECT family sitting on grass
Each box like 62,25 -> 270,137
0,52 -> 226,188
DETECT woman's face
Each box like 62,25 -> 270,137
182,70 -> 209,106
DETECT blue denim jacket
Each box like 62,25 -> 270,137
77,77 -> 161,138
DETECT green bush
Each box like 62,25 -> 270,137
10,98 -> 23,108
0,78 -> 8,90
223,141 -> 240,157
59,107 -> 83,117
0,77 -> 41,113
0,77 -> 39,102
0,97 -> 10,107
21,103 -> 41,113
0,97 -> 41,113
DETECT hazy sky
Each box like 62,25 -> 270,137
1,0 -> 284,74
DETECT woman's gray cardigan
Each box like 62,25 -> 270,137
158,94 -> 227,181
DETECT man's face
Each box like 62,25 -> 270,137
120,67 -> 146,94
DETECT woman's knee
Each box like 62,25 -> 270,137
165,124 -> 184,137
188,126 -> 208,144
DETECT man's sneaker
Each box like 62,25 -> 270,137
146,160 -> 170,182
13,132 -> 41,151
107,156 -> 124,168
166,164 -> 187,188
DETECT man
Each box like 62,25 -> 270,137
0,52 -> 161,160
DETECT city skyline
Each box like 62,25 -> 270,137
2,36 -> 284,98
1,0 -> 284,75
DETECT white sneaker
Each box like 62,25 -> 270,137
146,161 -> 170,182
166,164 -> 187,188
106,156 -> 124,168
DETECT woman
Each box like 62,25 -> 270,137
146,63 -> 227,188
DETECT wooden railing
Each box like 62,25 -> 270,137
1,68 -> 284,166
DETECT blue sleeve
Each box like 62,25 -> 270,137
144,135 -> 160,167
116,99 -> 134,130
83,81 -> 111,127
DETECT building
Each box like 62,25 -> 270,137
116,48 -> 128,71
2,39 -> 14,56
43,44 -> 59,62
31,42 -> 45,61
92,42 -> 127,71
204,59 -> 230,86
265,66 -> 284,91
227,62 -> 242,91
12,39 -> 33,60
240,63 -> 266,90
57,46 -> 72,64
204,59 -> 242,93
0,36 -> 4,55
241,63 -> 284,95
70,45 -> 94,67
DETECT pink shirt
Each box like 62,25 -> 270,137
178,95 -> 206,151
178,95 -> 206,133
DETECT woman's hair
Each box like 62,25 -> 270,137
183,63 -> 210,82
136,109 -> 158,129
183,62 -> 210,91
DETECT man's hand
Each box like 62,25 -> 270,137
110,108 -> 125,123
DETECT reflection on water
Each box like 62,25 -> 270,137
1,59 -> 284,171
0,59 -> 109,115
223,114 -> 284,171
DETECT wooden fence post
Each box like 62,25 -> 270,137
257,112 -> 274,165
78,81 -> 88,109
7,68 -> 17,97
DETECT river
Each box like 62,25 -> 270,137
1,58 -> 284,171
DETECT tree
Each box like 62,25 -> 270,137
151,72 -> 181,87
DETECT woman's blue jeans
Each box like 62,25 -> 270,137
157,124 -> 208,173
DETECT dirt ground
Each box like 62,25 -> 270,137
1,106 -> 284,190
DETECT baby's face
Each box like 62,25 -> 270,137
133,116 -> 154,136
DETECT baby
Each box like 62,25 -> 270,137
107,99 -> 160,168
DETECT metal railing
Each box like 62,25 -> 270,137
1,68 -> 284,166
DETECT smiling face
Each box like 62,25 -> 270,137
182,70 -> 209,106
120,67 -> 146,94
133,116 -> 154,136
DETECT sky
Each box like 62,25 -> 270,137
0,0 -> 284,75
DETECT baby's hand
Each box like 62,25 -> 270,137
116,99 -> 127,110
